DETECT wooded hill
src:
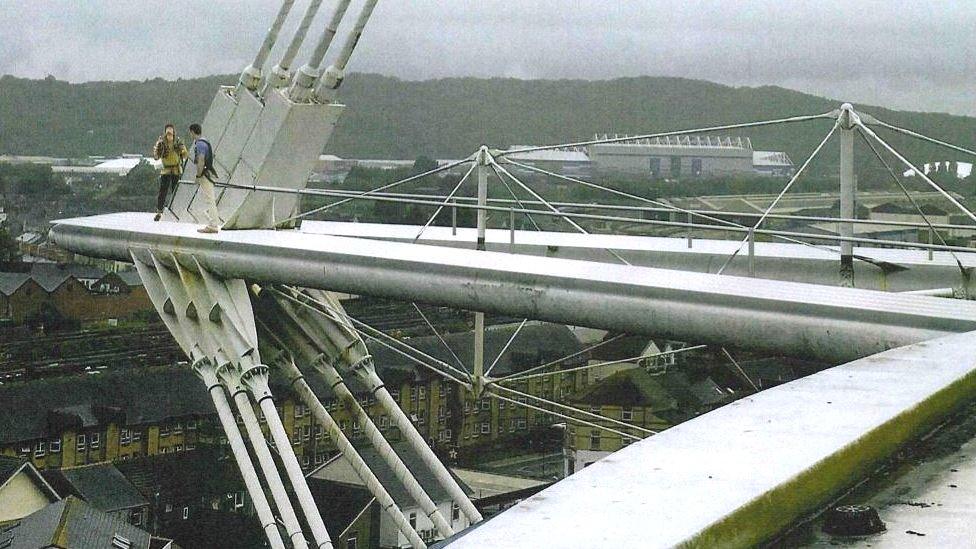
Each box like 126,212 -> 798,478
1,73 -> 973,176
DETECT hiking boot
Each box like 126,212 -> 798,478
197,225 -> 219,234
154,212 -> 162,222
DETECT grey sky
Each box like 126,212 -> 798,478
1,1 -> 973,115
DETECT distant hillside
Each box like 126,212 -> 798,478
0,73 -> 973,173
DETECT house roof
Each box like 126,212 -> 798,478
0,496 -> 158,549
0,272 -> 30,296
0,455 -> 28,487
56,464 -> 149,512
590,334 -> 660,362
115,449 -> 244,508
117,270 -> 144,287
0,365 -> 215,445
310,440 -> 473,511
569,368 -> 679,411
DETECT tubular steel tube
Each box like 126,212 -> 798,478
280,359 -> 428,548
195,362 -> 287,549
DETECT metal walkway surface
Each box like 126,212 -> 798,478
51,212 -> 976,363
304,221 -> 976,292
443,330 -> 976,548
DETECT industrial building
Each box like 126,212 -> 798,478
586,135 -> 794,180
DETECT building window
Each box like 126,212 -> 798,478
77,435 -> 86,451
295,404 -> 305,419
379,415 -> 389,429
302,425 -> 311,441
160,426 -> 171,438
622,408 -> 633,422
120,429 -> 131,446
132,430 -> 142,442
187,420 -> 197,431
234,491 -> 245,509
481,422 -> 491,434
292,431 -> 301,446
346,534 -> 358,549
182,506 -> 189,520
130,509 -> 143,526
418,386 -> 426,400
302,455 -> 310,467
670,156 -> 681,177
90,433 -> 100,449
452,503 -> 460,522
480,399 -> 490,411
175,444 -> 183,452
173,423 -> 183,435
49,439 -> 61,453
649,157 -> 662,177
590,430 -> 601,451
34,441 -> 46,458
409,512 -> 417,529
691,158 -> 703,177
390,388 -> 400,401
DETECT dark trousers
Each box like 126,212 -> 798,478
157,173 -> 180,212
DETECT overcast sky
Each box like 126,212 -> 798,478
1,1 -> 973,116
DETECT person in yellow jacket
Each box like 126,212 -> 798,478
151,123 -> 188,221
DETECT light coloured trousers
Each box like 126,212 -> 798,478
196,176 -> 221,227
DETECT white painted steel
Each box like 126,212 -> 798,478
51,213 -> 976,363
314,0 -> 380,101
241,0 -> 297,90
277,357 -> 428,549
447,330 -> 976,548
305,221 -> 976,293
839,104 -> 856,285
197,362 -> 288,549
132,256 -> 286,549
257,296 -> 457,539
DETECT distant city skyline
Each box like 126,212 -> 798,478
0,1 -> 973,116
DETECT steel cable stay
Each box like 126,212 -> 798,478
500,159 -> 868,263
270,287 -> 473,386
489,384 -> 657,436
856,128 -> 970,277
483,319 -> 528,379
497,345 -> 706,384
868,118 -> 976,160
492,334 -> 627,384
285,187 -> 976,233
413,162 -> 477,243
495,111 -> 837,157
489,157 -> 632,266
272,289 -> 656,441
488,163 -> 543,232
281,157 -> 475,224
715,120 -> 841,275
208,181 -> 976,254
411,302 -> 471,377
856,121 -> 976,225
487,392 -> 645,441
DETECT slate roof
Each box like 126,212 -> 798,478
0,272 -> 30,296
117,270 -> 145,287
0,455 -> 27,487
569,368 -> 679,411
115,449 -> 245,507
57,464 -> 149,512
0,496 -> 159,549
0,365 -> 215,445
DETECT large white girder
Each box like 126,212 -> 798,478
51,212 -> 976,363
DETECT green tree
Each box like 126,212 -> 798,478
0,228 -> 18,261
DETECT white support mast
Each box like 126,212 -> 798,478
240,0 -> 297,91
838,103 -> 857,287
276,355 -> 430,549
288,0 -> 355,102
314,0 -> 381,102
267,0 -> 326,90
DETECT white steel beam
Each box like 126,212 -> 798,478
53,214 -> 976,364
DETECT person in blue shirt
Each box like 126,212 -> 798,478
189,123 -> 220,233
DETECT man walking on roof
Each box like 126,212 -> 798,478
189,123 -> 221,234
151,124 -> 188,221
